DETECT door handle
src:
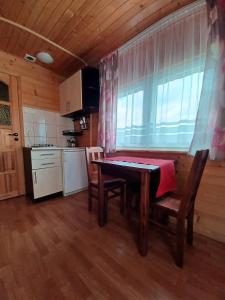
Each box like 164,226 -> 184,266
8,132 -> 18,137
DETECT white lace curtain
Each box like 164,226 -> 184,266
116,0 -> 207,150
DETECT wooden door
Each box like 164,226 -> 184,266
0,72 -> 24,200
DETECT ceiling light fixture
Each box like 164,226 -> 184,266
36,52 -> 54,64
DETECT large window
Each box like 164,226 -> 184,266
116,0 -> 207,150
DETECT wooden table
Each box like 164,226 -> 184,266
92,159 -> 160,256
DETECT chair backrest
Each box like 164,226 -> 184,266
178,149 -> 209,219
85,147 -> 105,182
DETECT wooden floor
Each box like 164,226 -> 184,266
0,191 -> 225,300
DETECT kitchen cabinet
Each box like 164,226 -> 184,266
59,67 -> 99,117
23,148 -> 63,200
33,167 -> 62,199
23,147 -> 88,201
59,71 -> 82,116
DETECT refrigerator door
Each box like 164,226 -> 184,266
63,150 -> 88,196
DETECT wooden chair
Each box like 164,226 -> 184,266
85,147 -> 126,221
150,149 -> 209,267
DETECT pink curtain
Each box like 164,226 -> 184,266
98,52 -> 118,153
190,0 -> 225,160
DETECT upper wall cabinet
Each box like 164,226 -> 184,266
59,67 -> 99,117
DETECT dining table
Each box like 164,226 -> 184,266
92,156 -> 177,257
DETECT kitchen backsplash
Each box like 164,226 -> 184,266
23,107 -> 74,147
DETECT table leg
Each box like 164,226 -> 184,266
139,171 -> 150,256
98,164 -> 105,227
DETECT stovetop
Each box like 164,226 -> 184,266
31,144 -> 56,148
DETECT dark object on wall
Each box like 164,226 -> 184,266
65,67 -> 99,118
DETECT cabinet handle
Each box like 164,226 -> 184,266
41,163 -> 55,166
40,153 -> 54,156
34,172 -> 37,184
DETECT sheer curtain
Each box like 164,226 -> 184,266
98,52 -> 118,153
116,0 -> 207,150
190,0 -> 225,160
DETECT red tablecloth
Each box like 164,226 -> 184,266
106,156 -> 177,197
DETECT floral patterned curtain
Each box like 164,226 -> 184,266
98,52 -> 118,153
190,0 -> 225,160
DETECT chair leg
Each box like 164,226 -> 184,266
176,222 -> 185,268
120,183 -> 126,214
187,210 -> 194,245
88,185 -> 92,211
104,190 -> 108,223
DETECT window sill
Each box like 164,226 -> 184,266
116,147 -> 188,154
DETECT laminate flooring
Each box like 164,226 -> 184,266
0,191 -> 224,300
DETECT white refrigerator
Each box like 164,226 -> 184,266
63,148 -> 88,196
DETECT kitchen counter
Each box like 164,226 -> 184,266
25,147 -> 85,151
23,146 -> 88,200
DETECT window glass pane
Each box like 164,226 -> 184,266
0,81 -> 9,102
117,90 -> 144,128
154,72 -> 203,148
0,104 -> 11,126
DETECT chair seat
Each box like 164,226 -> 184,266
91,175 -> 126,189
154,194 -> 181,215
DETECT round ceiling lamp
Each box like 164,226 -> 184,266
36,52 -> 54,64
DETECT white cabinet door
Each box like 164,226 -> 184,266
59,71 -> 82,116
32,167 -> 62,199
63,150 -> 88,195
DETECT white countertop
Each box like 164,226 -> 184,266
25,147 -> 85,151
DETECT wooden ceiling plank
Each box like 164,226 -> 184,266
77,0 -> 165,56
10,0 -> 39,56
70,0 -> 155,55
79,0 -> 176,59
23,0 -> 62,56
18,0 -> 50,55
28,0 -> 74,55
83,0 -> 196,65
0,0 -> 199,77
49,0 -> 108,69
0,0 -> 17,19
58,0 -> 115,47
1,0 -> 24,52
0,18 -> 86,67
47,0 -> 87,42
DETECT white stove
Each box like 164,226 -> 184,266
32,144 -> 56,148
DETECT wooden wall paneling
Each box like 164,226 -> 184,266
74,112 -> 99,147
90,113 -> 99,147
0,50 -> 62,111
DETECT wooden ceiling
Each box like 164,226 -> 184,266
0,0 -> 195,78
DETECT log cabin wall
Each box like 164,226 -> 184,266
0,50 -> 63,111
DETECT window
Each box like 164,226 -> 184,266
116,1 -> 207,150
